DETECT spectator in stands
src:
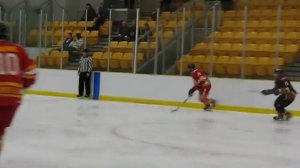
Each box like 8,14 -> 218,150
98,3 -> 109,20
116,20 -> 131,41
62,32 -> 74,50
81,3 -> 97,21
89,14 -> 104,31
70,33 -> 84,51
62,33 -> 83,53
140,22 -> 152,41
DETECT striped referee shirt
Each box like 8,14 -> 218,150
78,56 -> 92,73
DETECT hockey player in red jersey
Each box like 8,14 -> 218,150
261,69 -> 297,121
0,22 -> 36,154
187,63 -> 216,111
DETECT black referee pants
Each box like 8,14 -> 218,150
78,72 -> 91,96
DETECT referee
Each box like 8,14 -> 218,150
77,49 -> 93,98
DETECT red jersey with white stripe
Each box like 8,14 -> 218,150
191,69 -> 211,88
0,41 -> 36,106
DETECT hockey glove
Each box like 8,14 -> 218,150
261,89 -> 272,95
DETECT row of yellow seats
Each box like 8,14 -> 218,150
191,43 -> 298,63
223,20 -> 300,28
99,21 -> 112,36
151,31 -> 175,41
29,29 -> 99,38
47,21 -> 94,28
109,41 -> 157,53
235,0 -> 300,9
223,9 -> 300,20
177,55 -> 284,76
221,20 -> 300,32
92,52 -> 144,70
38,51 -> 69,67
206,31 -> 300,44
159,11 -> 195,22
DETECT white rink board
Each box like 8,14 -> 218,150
30,69 -> 300,110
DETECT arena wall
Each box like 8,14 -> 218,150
26,69 -> 300,115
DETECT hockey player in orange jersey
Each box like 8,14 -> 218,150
0,22 -> 36,154
187,63 -> 216,111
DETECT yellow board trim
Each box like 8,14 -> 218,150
25,90 -> 300,116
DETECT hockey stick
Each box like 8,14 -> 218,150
171,96 -> 191,112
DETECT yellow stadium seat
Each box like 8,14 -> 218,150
124,41 -> 134,53
254,57 -> 270,76
192,55 -> 206,69
109,41 -> 119,52
110,52 -> 123,69
232,32 -> 243,43
222,20 -> 235,28
114,41 -> 128,52
47,51 -> 69,67
282,44 -> 299,63
260,9 -> 276,20
246,44 -> 258,57
270,32 -> 284,44
92,52 -> 103,68
246,31 -> 258,43
282,32 -> 298,44
258,44 -> 273,57
138,20 -> 147,30
202,56 -> 216,73
99,52 -> 110,69
38,52 -> 48,67
256,32 -> 271,44
138,41 -> 149,53
247,20 -> 259,32
269,44 -> 284,57
230,43 -> 243,56
209,31 -> 222,43
137,53 -> 145,67
215,43 -> 231,56
176,55 -> 194,73
66,21 -> 77,29
248,10 -> 260,20
244,57 -> 257,76
226,56 -> 242,75
120,52 -> 133,70
257,20 -> 273,32
100,26 -> 109,36
165,21 -> 177,31
147,21 -> 156,30
222,10 -> 236,20
282,9 -> 298,19
87,31 -> 99,45
215,56 -> 230,74
267,57 -> 284,76
191,43 -> 207,55
219,32 -> 234,43
282,20 -> 299,32
163,31 -> 174,41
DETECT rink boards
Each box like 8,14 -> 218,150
26,69 -> 300,116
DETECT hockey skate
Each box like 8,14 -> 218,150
273,111 -> 292,121
273,115 -> 284,121
203,104 -> 213,111
284,111 -> 293,120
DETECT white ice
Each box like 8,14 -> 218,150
1,95 -> 300,168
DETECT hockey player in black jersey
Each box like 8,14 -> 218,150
261,69 -> 297,121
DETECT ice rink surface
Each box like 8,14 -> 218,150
1,95 -> 300,168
